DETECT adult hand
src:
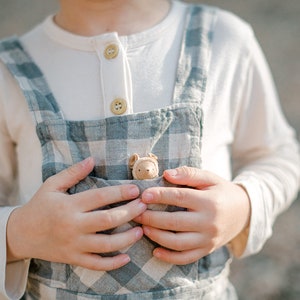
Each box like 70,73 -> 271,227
135,166 -> 250,265
7,157 -> 146,271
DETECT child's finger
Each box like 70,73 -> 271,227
142,226 -> 205,251
81,199 -> 147,232
152,247 -> 208,266
163,166 -> 223,189
135,210 -> 206,232
80,227 -> 144,254
45,157 -> 95,192
73,184 -> 140,212
80,253 -> 131,271
141,186 -> 209,210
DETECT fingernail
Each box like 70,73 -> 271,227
80,157 -> 94,167
122,255 -> 131,264
142,192 -> 153,203
135,227 -> 143,239
137,199 -> 147,210
129,186 -> 140,197
143,226 -> 150,235
165,169 -> 178,177
153,249 -> 162,258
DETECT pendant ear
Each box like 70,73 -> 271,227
129,153 -> 140,169
148,153 -> 158,161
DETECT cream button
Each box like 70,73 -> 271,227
104,44 -> 119,59
110,98 -> 127,115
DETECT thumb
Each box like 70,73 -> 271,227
163,166 -> 222,189
45,157 -> 95,192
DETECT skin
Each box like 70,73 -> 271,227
6,0 -> 251,270
7,158 -> 147,270
135,167 -> 250,265
55,0 -> 172,36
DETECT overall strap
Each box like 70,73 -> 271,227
0,37 -> 63,123
173,5 -> 216,105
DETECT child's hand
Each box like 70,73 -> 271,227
6,157 -> 146,271
134,166 -> 250,265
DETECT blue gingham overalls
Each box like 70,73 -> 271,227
0,5 -> 237,300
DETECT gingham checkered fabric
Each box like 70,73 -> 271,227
0,4 -> 234,299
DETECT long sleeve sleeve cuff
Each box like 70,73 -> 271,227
231,176 -> 273,258
0,207 -> 30,300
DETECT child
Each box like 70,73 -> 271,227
0,0 -> 299,299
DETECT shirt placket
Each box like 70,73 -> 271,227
91,33 -> 133,117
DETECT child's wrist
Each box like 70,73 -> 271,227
6,207 -> 28,262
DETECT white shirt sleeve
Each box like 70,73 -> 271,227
0,208 -> 30,300
0,5 -> 299,296
0,63 -> 31,300
231,28 -> 300,257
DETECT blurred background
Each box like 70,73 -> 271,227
0,0 -> 299,299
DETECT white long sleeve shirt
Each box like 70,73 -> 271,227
0,1 -> 299,299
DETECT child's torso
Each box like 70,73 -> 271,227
0,4 -> 234,299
